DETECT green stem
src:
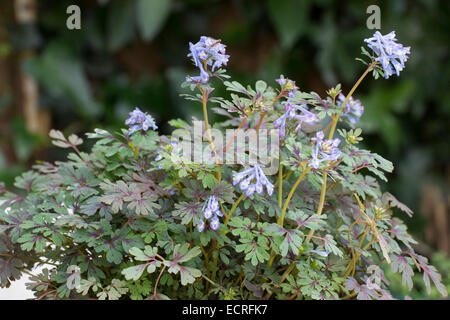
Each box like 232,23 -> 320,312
277,168 -> 309,227
199,86 -> 221,182
199,244 -> 211,278
224,193 -> 246,227
308,62 -> 376,241
224,116 -> 247,153
268,167 -> 308,269
306,172 -> 327,240
340,292 -> 357,300
211,240 -> 219,282
278,155 -> 283,209
202,274 -> 226,291
328,62 -> 376,140
266,63 -> 376,299
266,251 -> 276,269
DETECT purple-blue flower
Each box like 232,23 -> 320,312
198,196 -> 223,232
125,107 -> 157,135
276,75 -> 298,97
186,36 -> 230,84
309,131 -> 341,169
364,31 -> 411,79
274,103 -> 318,138
155,148 -> 163,162
197,219 -> 205,232
273,76 -> 317,138
232,164 -> 274,197
210,216 -> 220,231
337,93 -> 364,124
309,249 -> 330,257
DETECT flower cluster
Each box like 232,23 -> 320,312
125,107 -> 158,135
186,36 -> 230,84
233,164 -> 274,197
4,32 -> 448,302
337,93 -> 364,124
197,196 -> 223,232
309,131 -> 341,169
273,76 -> 317,138
274,103 -> 318,138
273,75 -> 317,138
276,76 -> 298,96
364,31 -> 411,79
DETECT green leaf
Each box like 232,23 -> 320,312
66,265 -> 81,290
0,257 -> 22,286
390,255 -> 414,290
49,130 -> 70,148
137,0 -> 172,41
122,246 -> 162,280
122,264 -> 151,281
201,173 -> 218,189
324,235 -> 343,258
106,248 -> 123,264
172,201 -> 202,225
77,278 -> 99,296
99,279 -> 129,300
129,246 -> 158,261
179,266 -> 201,286
255,80 -> 267,93
173,244 -> 201,264
127,279 -> 152,300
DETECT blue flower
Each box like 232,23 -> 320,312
272,76 -> 318,138
198,196 -> 223,232
274,103 -> 317,138
275,77 -> 287,86
337,93 -> 364,124
186,36 -> 230,84
210,216 -> 220,231
364,31 -> 411,79
309,131 -> 341,169
309,249 -> 330,257
232,164 -> 274,197
154,149 -> 163,162
275,75 -> 299,100
125,107 -> 157,135
197,219 -> 205,232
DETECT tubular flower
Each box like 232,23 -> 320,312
309,249 -> 330,257
337,93 -> 364,124
364,31 -> 411,79
309,131 -> 341,169
199,196 -> 223,232
232,164 -> 274,197
273,76 -> 317,137
125,107 -> 158,135
196,219 -> 205,232
186,36 -> 230,84
274,103 -> 318,138
276,75 -> 299,96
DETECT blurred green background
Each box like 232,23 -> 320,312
0,0 -> 448,298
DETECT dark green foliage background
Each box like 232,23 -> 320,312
0,0 -> 449,298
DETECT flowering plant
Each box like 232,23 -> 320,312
0,32 -> 447,300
